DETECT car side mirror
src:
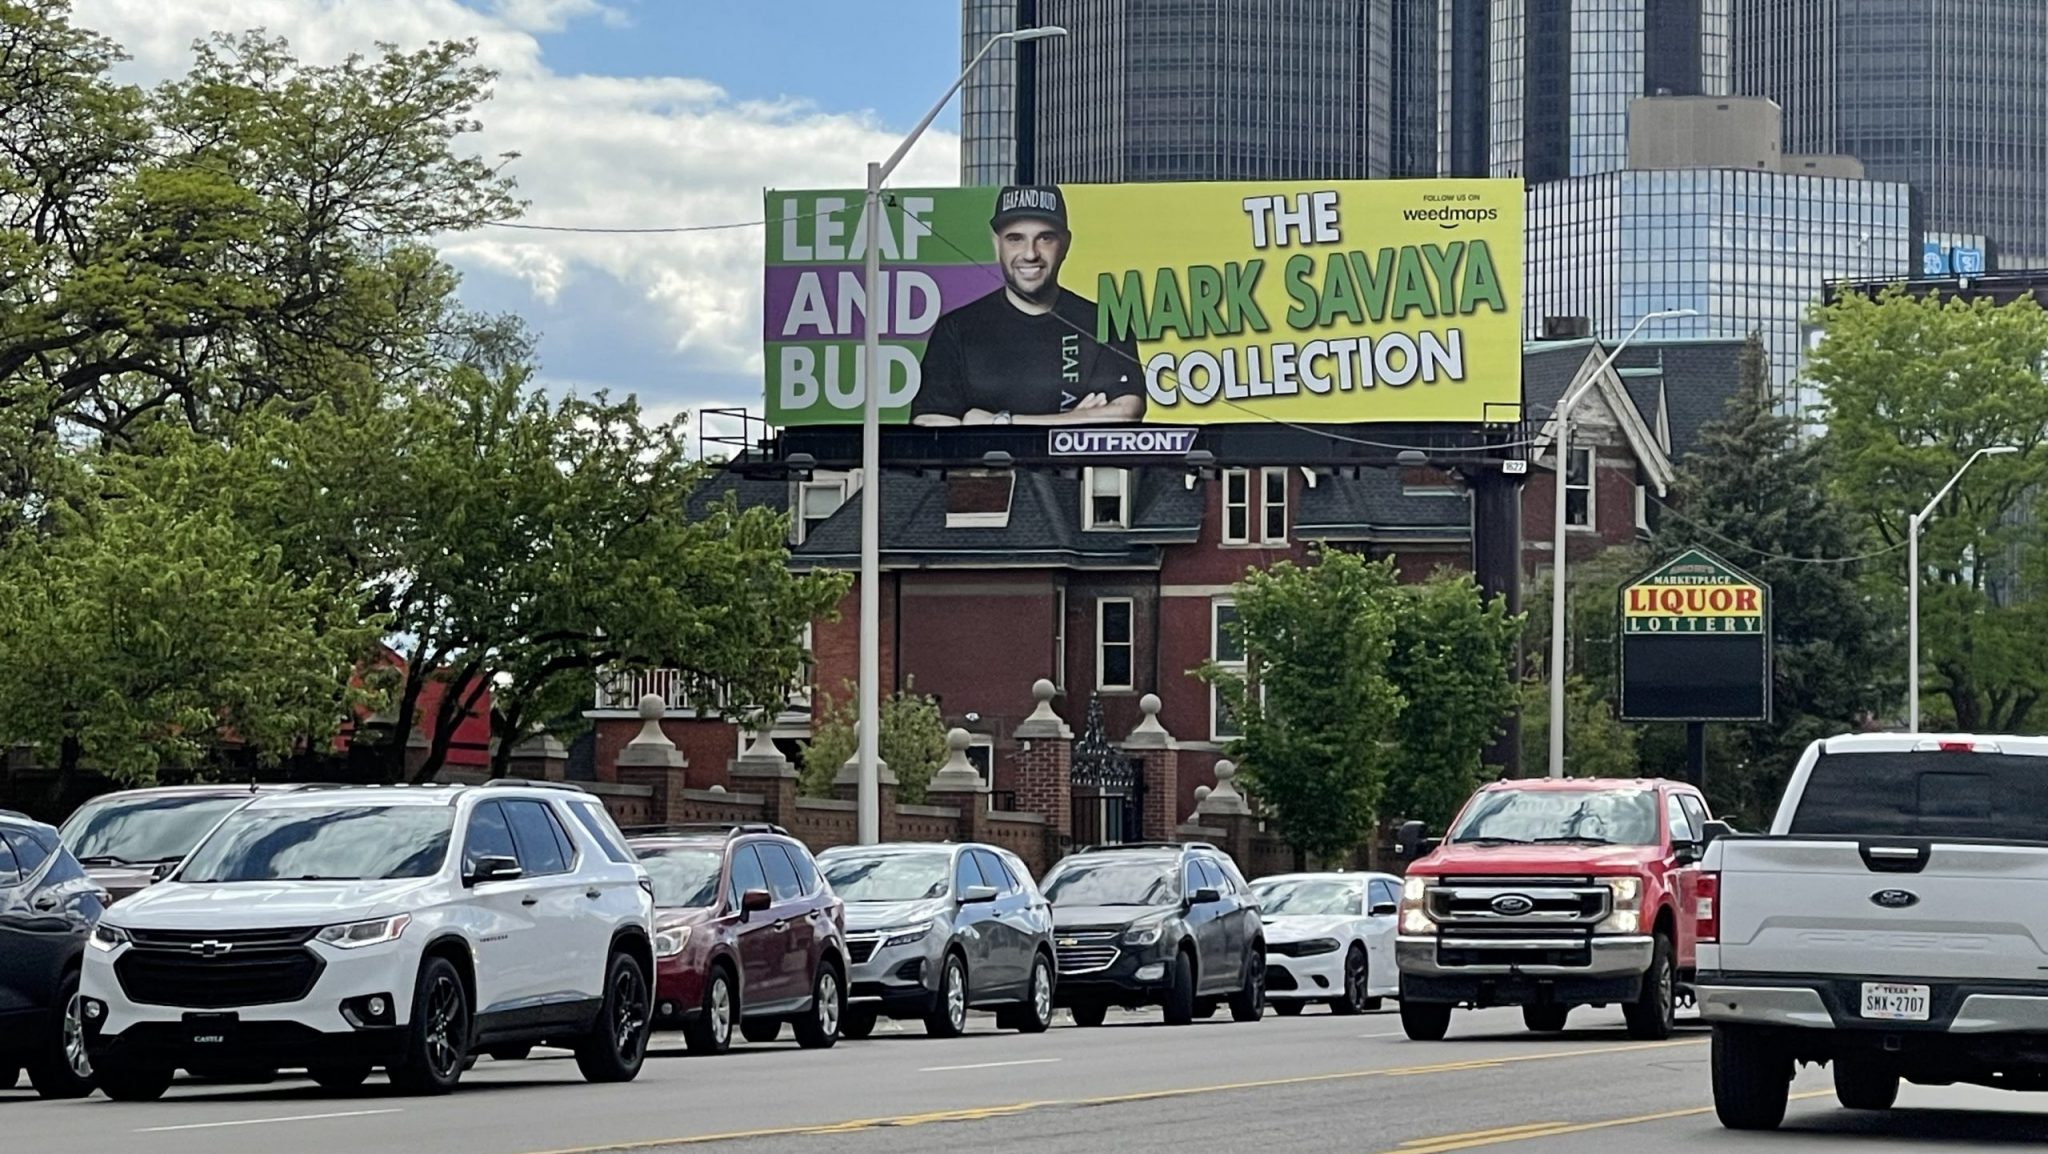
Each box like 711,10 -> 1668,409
1369,901 -> 1398,917
739,888 -> 773,918
959,885 -> 999,905
1190,887 -> 1221,906
1672,840 -> 1704,866
1701,819 -> 1735,845
1396,820 -> 1430,858
466,855 -> 522,886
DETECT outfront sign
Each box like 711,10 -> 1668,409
762,179 -> 1525,430
1618,547 -> 1772,723
1047,428 -> 1197,457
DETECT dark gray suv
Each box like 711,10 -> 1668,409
818,842 -> 1056,1038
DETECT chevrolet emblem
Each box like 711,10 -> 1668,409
189,939 -> 234,958
1057,938 -> 1078,948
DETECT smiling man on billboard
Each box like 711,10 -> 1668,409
910,184 -> 1145,426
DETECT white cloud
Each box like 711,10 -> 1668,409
70,0 -> 960,411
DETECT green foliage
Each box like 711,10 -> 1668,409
1201,548 -> 1406,864
1809,288 -> 2048,731
801,681 -> 951,805
1382,570 -> 1522,828
1517,675 -> 1640,780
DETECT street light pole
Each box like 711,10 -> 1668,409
856,25 -> 1067,844
1906,444 -> 2018,733
1547,308 -> 1696,778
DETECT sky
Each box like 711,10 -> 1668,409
69,0 -> 965,448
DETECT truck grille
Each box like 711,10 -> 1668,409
1426,876 -> 1609,928
1055,929 -> 1121,974
116,926 -> 325,1008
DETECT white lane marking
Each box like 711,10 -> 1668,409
918,1057 -> 1064,1073
135,1108 -> 403,1133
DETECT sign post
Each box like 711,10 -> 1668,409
1618,547 -> 1773,788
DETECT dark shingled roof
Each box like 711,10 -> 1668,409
1523,337 -> 1743,462
1296,468 -> 1470,540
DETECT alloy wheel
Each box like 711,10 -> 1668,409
1032,960 -> 1053,1025
945,962 -> 967,1032
425,975 -> 465,1079
613,964 -> 649,1061
816,971 -> 840,1036
709,975 -> 733,1047
1346,951 -> 1369,1012
63,993 -> 91,1080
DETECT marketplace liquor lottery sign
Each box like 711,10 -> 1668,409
761,179 -> 1524,431
1619,548 -> 1773,723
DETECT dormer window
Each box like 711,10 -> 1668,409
797,480 -> 846,543
1084,467 -> 1129,530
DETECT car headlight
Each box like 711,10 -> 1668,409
316,914 -> 411,949
1598,877 -> 1642,934
90,923 -> 131,952
881,922 -> 933,949
655,926 -> 691,958
1123,919 -> 1167,946
1295,938 -> 1341,956
1399,875 -> 1434,935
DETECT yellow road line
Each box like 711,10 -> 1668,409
1387,1091 -> 1833,1154
517,1038 -> 1704,1154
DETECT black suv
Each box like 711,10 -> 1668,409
1039,842 -> 1265,1027
1,810 -> 106,1099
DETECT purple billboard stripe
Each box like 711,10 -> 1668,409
763,264 -> 1004,341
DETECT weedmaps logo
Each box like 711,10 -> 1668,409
1403,205 -> 1502,229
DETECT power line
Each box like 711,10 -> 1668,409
483,218 -> 767,234
1645,492 -> 1902,566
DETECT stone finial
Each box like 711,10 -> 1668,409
928,727 -> 986,793
1014,678 -> 1071,740
616,693 -> 685,770
1197,759 -> 1249,816
1124,692 -> 1172,750
833,721 -> 897,786
735,728 -> 789,769
511,732 -> 569,761
709,784 -> 727,794
1189,784 -> 1213,823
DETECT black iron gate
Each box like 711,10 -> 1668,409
1070,696 -> 1145,845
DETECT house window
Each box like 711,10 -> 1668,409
1211,600 -> 1246,741
1634,484 -> 1649,532
1223,470 -> 1251,542
798,481 -> 845,543
1053,588 -> 1067,690
1565,447 -> 1594,530
1084,467 -> 1129,530
1261,467 -> 1288,543
1097,598 -> 1134,690
965,738 -> 995,791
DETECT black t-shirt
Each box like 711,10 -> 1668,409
911,287 -> 1142,419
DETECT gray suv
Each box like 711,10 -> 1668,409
817,842 -> 1055,1038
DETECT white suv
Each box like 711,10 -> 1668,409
79,781 -> 655,1100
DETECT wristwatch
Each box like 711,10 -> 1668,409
992,411 -> 1013,425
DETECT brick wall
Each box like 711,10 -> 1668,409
591,716 -> 738,786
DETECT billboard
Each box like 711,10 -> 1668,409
1617,548 -> 1772,723
763,180 -> 1523,430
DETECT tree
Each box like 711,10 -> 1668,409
1517,548 -> 1648,777
0,443 -> 379,781
1809,287 -> 2048,731
1201,548 -> 1405,864
1655,331 -> 1893,819
1382,569 -> 1521,828
800,681 -> 950,805
1517,676 -> 1640,779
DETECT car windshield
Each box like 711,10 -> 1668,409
636,846 -> 724,908
821,851 -> 951,902
1448,789 -> 1659,847
58,794 -> 255,865
1042,859 -> 1178,906
1252,878 -> 1364,916
177,804 -> 454,883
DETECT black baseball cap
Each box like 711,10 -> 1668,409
990,184 -> 1068,232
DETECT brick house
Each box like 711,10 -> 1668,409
579,337 -> 1741,828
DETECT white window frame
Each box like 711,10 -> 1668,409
1565,446 -> 1595,531
1211,598 -> 1247,741
1053,588 -> 1067,690
1260,466 -> 1289,543
1082,466 -> 1130,530
1096,597 -> 1135,691
796,480 -> 846,544
1634,483 -> 1649,532
1222,469 -> 1252,543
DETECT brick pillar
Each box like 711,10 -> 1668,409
924,728 -> 991,845
1012,679 -> 1073,843
1121,693 -> 1180,842
1192,759 -> 1254,867
729,729 -> 800,827
615,693 -> 688,824
832,721 -> 899,841
505,732 -> 569,781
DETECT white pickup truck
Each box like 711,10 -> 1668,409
1697,732 -> 2048,1130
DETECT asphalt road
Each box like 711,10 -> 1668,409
7,1005 -> 2048,1153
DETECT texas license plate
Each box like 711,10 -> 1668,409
1860,982 -> 1930,1021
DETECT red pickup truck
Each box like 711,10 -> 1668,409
1392,776 -> 1720,1041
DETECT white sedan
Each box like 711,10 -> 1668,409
1250,871 -> 1402,1015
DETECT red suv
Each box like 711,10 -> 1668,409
628,824 -> 848,1054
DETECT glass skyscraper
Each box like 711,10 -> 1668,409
960,0 -> 1424,185
1734,0 -> 2048,269
1490,0 -> 1732,181
1527,169 -> 1913,415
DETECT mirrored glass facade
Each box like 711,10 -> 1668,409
1491,0 -> 1730,180
1438,0 -> 1492,176
961,0 -> 1023,186
1735,0 -> 2048,269
1528,169 -> 1913,415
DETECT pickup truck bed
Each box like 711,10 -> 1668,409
1696,734 -> 2048,1130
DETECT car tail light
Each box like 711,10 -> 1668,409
1695,872 -> 1720,944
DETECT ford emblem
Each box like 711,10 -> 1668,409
1490,894 -> 1535,916
1871,889 -> 1919,909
